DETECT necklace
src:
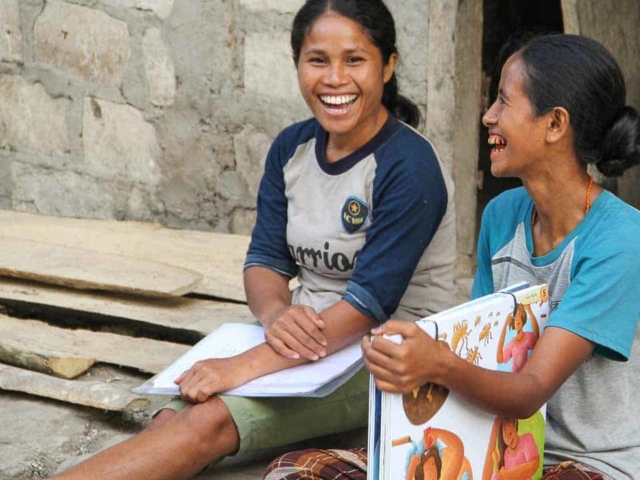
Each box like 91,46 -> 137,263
531,176 -> 594,228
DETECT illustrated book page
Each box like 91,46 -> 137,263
369,284 -> 550,480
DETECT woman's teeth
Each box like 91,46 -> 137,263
488,135 -> 507,152
319,95 -> 358,113
319,94 -> 358,106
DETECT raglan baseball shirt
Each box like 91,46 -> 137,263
245,114 -> 456,323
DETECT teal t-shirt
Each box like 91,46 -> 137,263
473,187 -> 640,479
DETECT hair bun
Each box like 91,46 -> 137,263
597,106 -> 640,177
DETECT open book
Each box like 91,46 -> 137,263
369,283 -> 549,480
134,323 -> 363,397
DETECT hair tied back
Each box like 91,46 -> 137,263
597,105 -> 640,177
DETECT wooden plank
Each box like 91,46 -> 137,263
560,0 -> 580,34
0,236 -> 202,297
0,277 -> 255,339
0,315 -> 190,376
0,331 -> 95,379
0,209 -> 250,301
0,363 -> 149,411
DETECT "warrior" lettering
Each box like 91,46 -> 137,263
287,241 -> 359,272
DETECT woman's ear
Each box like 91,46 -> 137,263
546,107 -> 571,144
383,53 -> 398,83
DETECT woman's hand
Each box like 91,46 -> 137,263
362,320 -> 446,393
264,305 -> 327,361
174,357 -> 248,403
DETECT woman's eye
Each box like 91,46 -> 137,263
346,56 -> 364,64
308,57 -> 326,64
498,95 -> 506,105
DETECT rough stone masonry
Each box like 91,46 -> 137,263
0,0 -> 441,236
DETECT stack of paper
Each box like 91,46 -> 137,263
134,323 -> 363,398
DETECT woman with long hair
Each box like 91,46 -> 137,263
267,33 -> 640,480
52,0 -> 455,478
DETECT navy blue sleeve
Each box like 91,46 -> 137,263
244,128 -> 303,278
344,134 -> 448,321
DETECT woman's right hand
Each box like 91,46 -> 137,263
175,356 -> 249,403
263,305 -> 327,361
362,320 -> 446,394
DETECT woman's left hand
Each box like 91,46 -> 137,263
362,320 -> 445,393
174,357 -> 247,403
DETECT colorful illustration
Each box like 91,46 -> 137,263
394,428 -> 472,480
402,342 -> 450,425
496,303 -> 540,373
371,284 -> 549,480
482,413 -> 545,480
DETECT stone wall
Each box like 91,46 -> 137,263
562,0 -> 640,208
0,0 -> 452,236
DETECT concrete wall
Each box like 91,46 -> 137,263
0,0 -> 468,238
562,0 -> 640,208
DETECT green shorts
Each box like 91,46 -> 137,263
158,367 -> 370,455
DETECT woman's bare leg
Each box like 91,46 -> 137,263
145,408 -> 178,433
51,396 -> 240,480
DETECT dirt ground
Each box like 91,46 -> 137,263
0,358 -> 366,480
1,279 -> 472,479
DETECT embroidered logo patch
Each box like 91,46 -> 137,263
341,196 -> 369,233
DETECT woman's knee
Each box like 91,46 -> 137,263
146,408 -> 177,432
177,397 -> 240,455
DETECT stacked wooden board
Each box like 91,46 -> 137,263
0,209 -> 251,301
0,209 -> 258,411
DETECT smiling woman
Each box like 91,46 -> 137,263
265,33 -> 640,480
291,0 -> 420,161
50,1 -> 456,480
294,12 -> 396,160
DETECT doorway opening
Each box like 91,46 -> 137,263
476,0 -> 564,228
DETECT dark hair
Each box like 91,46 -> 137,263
515,34 -> 640,177
417,445 -> 442,480
290,0 -> 421,128
508,304 -> 527,330
494,417 -> 518,469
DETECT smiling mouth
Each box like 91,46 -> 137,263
488,134 -> 507,154
319,94 -> 359,114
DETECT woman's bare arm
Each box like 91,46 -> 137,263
177,299 -> 377,403
244,266 -> 329,360
363,321 -> 594,419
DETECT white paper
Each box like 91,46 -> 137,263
134,323 -> 363,398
